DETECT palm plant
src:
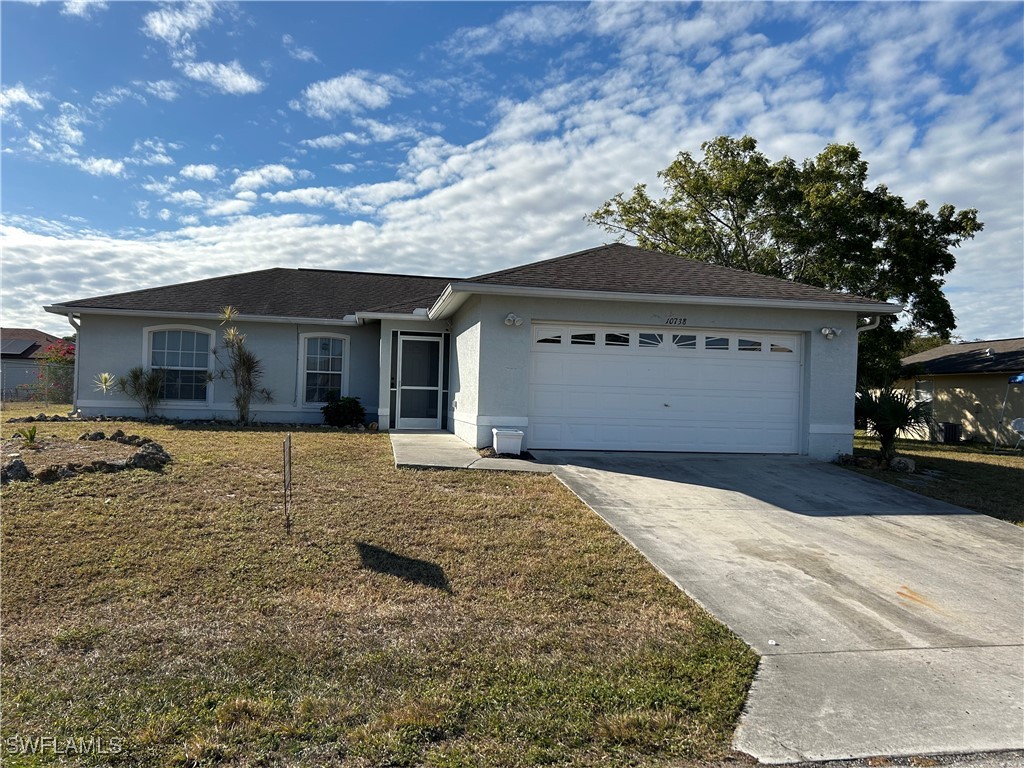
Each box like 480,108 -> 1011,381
856,387 -> 932,466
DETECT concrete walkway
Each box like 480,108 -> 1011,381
388,430 -> 550,473
537,451 -> 1024,764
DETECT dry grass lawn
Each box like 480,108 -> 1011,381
1,402 -> 756,767
852,432 -> 1024,525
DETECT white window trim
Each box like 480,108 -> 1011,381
297,332 -> 350,407
142,324 -> 215,405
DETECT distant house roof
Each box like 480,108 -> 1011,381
0,328 -> 62,359
901,338 -> 1024,376
46,243 -> 899,321
47,269 -> 456,321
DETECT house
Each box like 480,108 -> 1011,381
1,327 -> 63,400
44,244 -> 899,459
898,337 -> 1024,445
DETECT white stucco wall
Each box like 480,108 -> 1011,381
450,296 -> 481,445
449,294 -> 862,459
72,314 -> 382,423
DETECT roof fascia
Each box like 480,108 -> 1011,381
354,311 -> 433,322
44,305 -> 361,326
427,282 -> 902,319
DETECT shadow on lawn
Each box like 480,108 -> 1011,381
355,541 -> 452,593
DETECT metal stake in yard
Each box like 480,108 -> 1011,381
283,432 -> 293,535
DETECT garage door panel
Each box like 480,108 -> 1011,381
529,324 -> 803,453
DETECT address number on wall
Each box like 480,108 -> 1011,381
664,317 -> 688,325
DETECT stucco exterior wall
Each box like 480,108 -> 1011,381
72,314 -> 381,423
895,373 -> 1024,446
450,294 -> 863,459
450,296 -> 481,445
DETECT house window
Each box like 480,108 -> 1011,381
304,336 -> 345,403
150,329 -> 211,401
914,380 -> 934,405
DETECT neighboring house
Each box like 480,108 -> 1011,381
1,327 -> 63,399
898,337 -> 1024,446
44,244 -> 898,459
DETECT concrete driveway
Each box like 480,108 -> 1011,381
535,451 -> 1024,764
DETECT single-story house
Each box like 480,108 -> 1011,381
1,327 -> 63,400
44,244 -> 898,459
898,337 -> 1024,445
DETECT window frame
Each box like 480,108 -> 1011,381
142,324 -> 215,405
298,332 -> 351,407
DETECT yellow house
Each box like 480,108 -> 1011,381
897,337 -> 1024,447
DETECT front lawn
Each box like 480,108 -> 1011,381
852,432 -> 1024,525
1,403 -> 756,767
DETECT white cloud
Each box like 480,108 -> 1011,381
300,132 -> 368,149
445,4 -> 586,57
206,198 -> 254,217
283,33 -> 319,63
181,60 -> 265,95
0,83 -> 47,119
179,163 -> 219,181
157,208 -> 172,221
136,80 -> 180,102
74,156 -> 124,176
165,189 -> 204,206
142,1 -> 215,48
129,138 -> 177,166
353,118 -> 423,143
291,71 -> 407,119
231,164 -> 298,192
332,163 -> 356,173
61,0 -> 108,19
50,106 -> 87,145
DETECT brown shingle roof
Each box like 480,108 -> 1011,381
901,338 -> 1024,376
51,268 -> 455,319
466,244 -> 896,307
0,328 -> 63,358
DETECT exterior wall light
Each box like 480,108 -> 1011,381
820,327 -> 841,340
504,313 -> 523,327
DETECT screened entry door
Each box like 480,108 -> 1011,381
396,337 -> 443,429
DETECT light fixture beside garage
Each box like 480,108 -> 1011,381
820,327 -> 841,340
504,312 -> 523,327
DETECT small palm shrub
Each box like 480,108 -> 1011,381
856,387 -> 932,466
13,426 -> 39,446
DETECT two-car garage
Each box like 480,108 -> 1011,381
527,323 -> 804,454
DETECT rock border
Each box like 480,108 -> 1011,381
6,412 -> 379,432
1,431 -> 172,485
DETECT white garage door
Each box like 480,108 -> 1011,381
528,324 -> 803,453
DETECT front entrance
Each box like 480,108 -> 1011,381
396,336 -> 443,429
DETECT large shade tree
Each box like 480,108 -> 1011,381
586,136 -> 983,385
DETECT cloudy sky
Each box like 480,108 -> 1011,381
2,1 -> 1022,340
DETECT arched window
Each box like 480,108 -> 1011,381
299,334 -> 348,404
145,326 -> 213,401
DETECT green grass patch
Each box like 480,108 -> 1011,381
1,402 -> 757,766
852,431 -> 1024,525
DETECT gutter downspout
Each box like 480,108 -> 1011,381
857,316 -> 881,334
66,313 -> 81,415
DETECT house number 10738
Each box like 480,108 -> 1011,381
665,317 -> 687,325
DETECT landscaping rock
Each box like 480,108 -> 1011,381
367,422 -> 379,433
87,431 -> 105,441
855,456 -> 878,469
1,459 -> 33,484
889,456 -> 917,473
79,432 -> 91,441
109,429 -> 125,440
128,443 -> 171,471
36,466 -> 62,483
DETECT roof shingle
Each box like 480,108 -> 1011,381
901,338 -> 1024,376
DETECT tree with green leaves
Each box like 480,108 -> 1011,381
587,136 -> 983,385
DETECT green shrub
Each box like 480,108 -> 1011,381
856,387 -> 932,466
321,393 -> 365,428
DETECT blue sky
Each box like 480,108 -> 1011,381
2,1 -> 1022,341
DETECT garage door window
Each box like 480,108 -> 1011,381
673,334 -> 697,350
536,330 -> 563,345
605,332 -> 630,347
705,336 -> 729,351
639,333 -> 663,348
770,342 -> 794,354
570,332 -> 596,345
738,338 -> 762,352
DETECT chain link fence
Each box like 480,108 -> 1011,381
1,361 -> 74,404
